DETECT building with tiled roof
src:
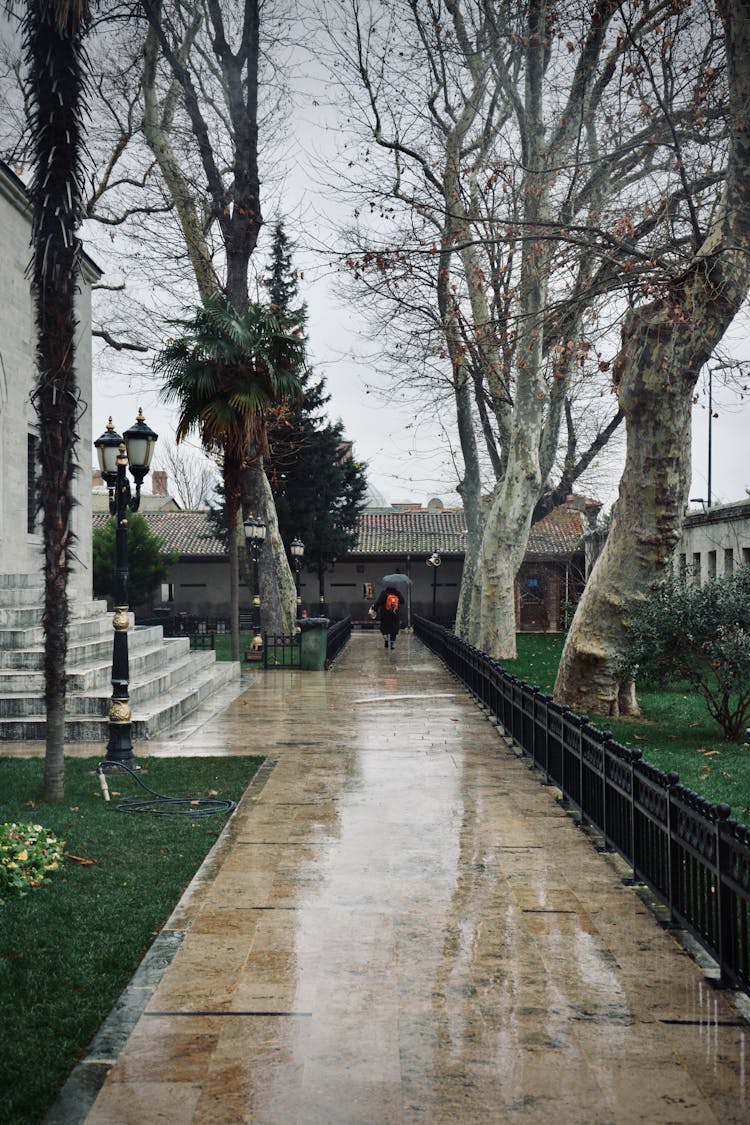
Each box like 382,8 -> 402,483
92,510 -> 223,558
353,505 -> 586,560
95,496 -> 590,631
344,502 -> 588,628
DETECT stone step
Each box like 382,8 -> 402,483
0,623 -> 172,668
0,580 -> 241,743
0,601 -> 109,629
0,613 -> 121,650
0,646 -> 220,718
0,635 -> 192,691
0,634 -> 201,711
0,584 -> 43,608
0,658 -> 241,741
0,574 -> 43,595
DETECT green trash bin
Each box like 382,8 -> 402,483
299,617 -> 329,670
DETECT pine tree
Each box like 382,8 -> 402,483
264,221 -> 368,601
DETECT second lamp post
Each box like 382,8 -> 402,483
244,515 -> 267,659
290,537 -> 304,618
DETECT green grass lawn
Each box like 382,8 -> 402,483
499,634 -> 750,824
0,754 -> 262,1124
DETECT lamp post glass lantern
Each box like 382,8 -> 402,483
244,515 -> 267,658
94,409 -> 158,768
290,537 -> 304,617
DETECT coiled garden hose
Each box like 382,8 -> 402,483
95,761 -> 236,817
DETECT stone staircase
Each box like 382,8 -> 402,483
0,574 -> 242,742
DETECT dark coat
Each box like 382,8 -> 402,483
372,587 -> 404,636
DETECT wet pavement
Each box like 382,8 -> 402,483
58,633 -> 750,1122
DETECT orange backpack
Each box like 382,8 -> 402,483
385,592 -> 399,613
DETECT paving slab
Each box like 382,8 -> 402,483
52,633 -> 750,1123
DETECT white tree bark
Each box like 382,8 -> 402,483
555,0 -> 750,713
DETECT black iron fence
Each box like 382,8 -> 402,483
262,632 -> 301,669
140,612 -> 251,636
141,612 -> 351,671
413,615 -> 750,994
326,616 -> 353,667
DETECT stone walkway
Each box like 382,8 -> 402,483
58,633 -> 750,1122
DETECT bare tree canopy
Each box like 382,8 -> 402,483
319,0 -> 735,655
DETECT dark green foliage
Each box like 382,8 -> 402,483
618,567 -> 750,741
92,512 -> 178,608
155,291 -> 305,464
154,289 -> 306,655
0,755 -> 261,1124
263,221 -> 368,578
268,396 -> 369,579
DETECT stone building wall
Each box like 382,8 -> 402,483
0,162 -> 99,600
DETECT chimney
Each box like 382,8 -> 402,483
152,470 -> 168,497
92,468 -> 104,488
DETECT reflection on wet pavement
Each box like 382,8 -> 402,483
82,633 -> 747,1123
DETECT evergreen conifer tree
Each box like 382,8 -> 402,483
263,221 -> 368,604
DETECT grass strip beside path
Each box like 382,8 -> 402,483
0,755 -> 262,1124
500,635 -> 750,826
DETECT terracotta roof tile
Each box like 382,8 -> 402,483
354,510 -> 467,554
92,504 -> 585,560
92,510 -> 225,558
353,506 -> 584,557
527,507 -> 585,556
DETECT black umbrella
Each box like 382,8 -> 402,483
378,573 -> 413,593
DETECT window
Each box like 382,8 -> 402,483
724,548 -> 734,576
743,547 -> 750,569
27,433 -> 39,535
707,550 -> 716,579
678,553 -> 687,579
692,552 -> 701,585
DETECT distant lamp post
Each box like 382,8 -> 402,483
244,515 -> 267,658
426,551 -> 442,620
290,537 -> 304,617
94,409 -> 158,768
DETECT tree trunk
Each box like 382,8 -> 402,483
554,305 -> 698,714
555,0 -> 750,710
241,459 -> 296,636
26,0 -> 89,801
466,462 -> 539,658
453,371 -> 484,636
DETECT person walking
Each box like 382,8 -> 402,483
370,585 -> 404,649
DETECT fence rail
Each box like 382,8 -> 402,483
326,616 -> 352,667
413,615 -> 750,994
141,612 -> 352,671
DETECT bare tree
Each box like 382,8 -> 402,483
139,0 -> 300,650
154,436 -> 218,509
555,0 -> 750,716
2,2 -> 304,653
322,0 -> 729,656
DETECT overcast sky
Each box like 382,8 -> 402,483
88,16 -> 750,516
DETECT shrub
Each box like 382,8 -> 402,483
93,511 -> 178,607
0,823 -> 64,900
619,566 -> 750,741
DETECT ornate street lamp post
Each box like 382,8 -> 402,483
94,410 -> 158,768
426,551 -> 442,620
290,537 -> 304,618
244,515 -> 267,658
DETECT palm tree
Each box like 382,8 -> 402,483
155,291 -> 304,660
23,0 -> 90,801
